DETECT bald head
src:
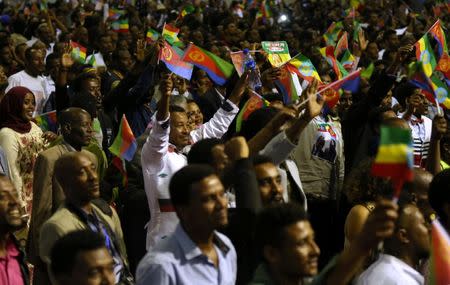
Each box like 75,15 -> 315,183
54,151 -> 99,204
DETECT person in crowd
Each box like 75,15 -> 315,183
0,174 -> 29,285
136,164 -> 236,284
141,70 -> 245,249
39,152 -> 132,285
27,107 -> 95,285
251,201 -> 398,285
0,87 -> 50,225
356,202 -> 430,285
429,169 -> 450,233
6,48 -> 49,115
396,83 -> 433,168
50,230 -> 115,285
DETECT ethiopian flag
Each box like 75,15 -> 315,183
146,28 -> 159,43
182,43 -> 234,85
70,41 -> 87,63
236,92 -> 270,132
415,34 -> 437,77
371,126 -> 413,181
340,50 -> 356,71
323,21 -> 343,46
162,23 -> 184,47
320,46 -> 347,79
335,32 -> 348,57
180,4 -> 195,18
429,220 -> 450,285
109,115 -> 137,162
286,53 -> 322,83
112,19 -> 129,33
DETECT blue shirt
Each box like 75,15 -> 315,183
136,224 -> 237,285
0,146 -> 8,177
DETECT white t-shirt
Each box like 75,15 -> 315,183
6,70 -> 49,115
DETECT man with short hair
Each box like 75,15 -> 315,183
0,174 -> 28,285
6,48 -> 48,114
50,230 -> 115,285
39,152 -> 131,285
251,201 -> 399,285
136,164 -> 237,284
141,72 -> 243,249
27,107 -> 96,284
252,155 -> 284,206
356,203 -> 430,285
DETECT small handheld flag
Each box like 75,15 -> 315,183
109,115 -> 137,162
236,91 -> 270,132
70,41 -> 87,63
371,126 -> 414,201
415,34 -> 437,77
35,110 -> 57,133
159,42 -> 193,80
285,53 -> 322,83
182,43 -> 234,86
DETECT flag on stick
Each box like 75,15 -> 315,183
109,115 -> 137,162
182,43 -> 234,85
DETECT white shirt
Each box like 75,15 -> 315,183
141,101 -> 239,249
356,254 -> 424,285
6,70 -> 49,115
399,113 -> 432,168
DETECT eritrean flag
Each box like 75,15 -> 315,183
371,126 -> 413,186
236,91 -> 270,132
320,46 -> 345,79
159,42 -> 193,80
319,69 -> 361,107
70,41 -> 87,63
429,219 -> 450,285
415,34 -> 437,77
182,43 -> 234,86
275,65 -> 302,104
286,53 -> 322,83
429,19 -> 448,59
109,8 -> 125,20
335,32 -> 348,57
436,52 -> 450,82
112,19 -> 129,33
146,29 -> 159,43
361,62 -> 374,80
35,110 -> 57,132
109,115 -> 137,162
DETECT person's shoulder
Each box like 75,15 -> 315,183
138,237 -> 180,268
37,144 -> 66,158
43,206 -> 74,226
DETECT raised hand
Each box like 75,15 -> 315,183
224,136 -> 249,161
61,43 -> 74,69
304,79 -> 324,120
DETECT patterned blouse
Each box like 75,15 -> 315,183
0,122 -> 46,215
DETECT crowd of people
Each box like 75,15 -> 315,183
0,0 -> 449,284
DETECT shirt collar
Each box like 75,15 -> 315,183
174,224 -> 230,261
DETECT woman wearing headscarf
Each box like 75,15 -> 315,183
0,87 -> 47,218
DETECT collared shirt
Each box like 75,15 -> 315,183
141,101 -> 239,249
77,207 -> 124,283
406,114 -> 432,168
355,254 -> 424,285
136,224 -> 237,285
0,238 -> 25,285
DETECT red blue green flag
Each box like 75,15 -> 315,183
236,92 -> 270,132
35,110 -> 57,132
109,115 -> 137,162
182,43 -> 234,86
159,42 -> 193,80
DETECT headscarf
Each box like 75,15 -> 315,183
0,86 -> 34,134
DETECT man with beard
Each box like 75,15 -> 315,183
356,203 -> 430,284
0,174 -> 29,285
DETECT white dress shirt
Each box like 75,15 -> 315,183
141,100 -> 239,249
356,254 -> 424,285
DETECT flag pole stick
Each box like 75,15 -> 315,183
294,69 -> 362,109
